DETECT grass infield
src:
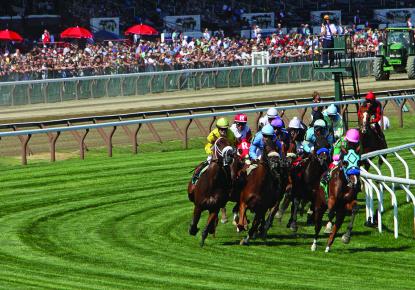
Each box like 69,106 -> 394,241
0,115 -> 414,289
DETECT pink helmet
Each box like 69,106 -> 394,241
345,129 -> 360,143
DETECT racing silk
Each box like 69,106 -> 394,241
249,131 -> 282,160
358,100 -> 382,124
332,136 -> 347,157
229,123 -> 252,144
204,128 -> 236,155
343,149 -> 360,174
302,127 -> 334,153
323,111 -> 344,140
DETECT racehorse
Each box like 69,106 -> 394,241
286,136 -> 331,233
317,159 -> 360,252
358,105 -> 387,168
237,138 -> 283,245
220,139 -> 250,227
187,137 -> 236,246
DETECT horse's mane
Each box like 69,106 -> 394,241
315,135 -> 330,151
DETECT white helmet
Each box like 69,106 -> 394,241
314,119 -> 326,128
266,108 -> 278,119
326,104 -> 338,116
288,117 -> 302,129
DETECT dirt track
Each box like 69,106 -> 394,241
0,74 -> 414,123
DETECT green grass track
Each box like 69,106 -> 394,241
0,116 -> 414,289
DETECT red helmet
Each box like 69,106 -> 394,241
365,91 -> 376,101
234,113 -> 248,123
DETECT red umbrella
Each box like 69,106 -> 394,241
0,29 -> 23,42
60,26 -> 93,39
125,24 -> 158,35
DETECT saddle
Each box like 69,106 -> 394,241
191,162 -> 209,185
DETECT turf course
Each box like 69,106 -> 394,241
0,116 -> 414,289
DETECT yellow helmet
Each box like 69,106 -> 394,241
216,117 -> 230,129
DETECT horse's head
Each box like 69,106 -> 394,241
315,147 -> 330,168
359,105 -> 370,134
262,137 -> 281,178
212,137 -> 235,167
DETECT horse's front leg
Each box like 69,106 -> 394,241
276,184 -> 292,220
342,200 -> 358,244
241,212 -> 262,245
237,200 -> 248,232
311,191 -> 327,251
325,208 -> 345,253
200,210 -> 218,247
324,194 -> 336,234
189,206 -> 202,236
232,202 -> 239,226
220,207 -> 228,224
288,196 -> 300,232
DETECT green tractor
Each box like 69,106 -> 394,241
374,27 -> 415,80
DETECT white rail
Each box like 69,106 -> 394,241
360,142 -> 415,238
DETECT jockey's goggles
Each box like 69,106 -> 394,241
236,122 -> 246,126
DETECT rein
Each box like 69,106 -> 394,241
213,137 -> 234,166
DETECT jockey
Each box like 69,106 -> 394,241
205,117 -> 236,161
332,128 -> 360,167
302,119 -> 333,153
230,113 -> 252,145
192,117 -> 236,183
287,117 -> 307,156
271,118 -> 290,153
358,91 -> 385,141
323,104 -> 344,141
258,107 -> 284,130
249,124 -> 282,160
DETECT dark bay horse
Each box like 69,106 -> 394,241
319,160 -> 360,252
287,137 -> 331,233
237,138 -> 283,245
187,137 -> 236,246
358,105 -> 387,168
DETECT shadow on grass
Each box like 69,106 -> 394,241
347,245 -> 412,253
221,239 -> 304,247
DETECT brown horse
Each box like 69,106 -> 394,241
237,138 -> 284,245
358,105 -> 387,168
319,161 -> 360,252
187,137 -> 236,246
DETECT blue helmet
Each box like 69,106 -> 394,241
261,124 -> 275,136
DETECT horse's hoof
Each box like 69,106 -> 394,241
289,223 -> 298,232
324,222 -> 332,234
237,224 -> 245,233
200,240 -> 205,247
325,246 -> 330,253
341,234 -> 351,244
311,243 -> 317,252
275,210 -> 283,219
189,226 -> 199,236
221,218 -> 228,224
240,238 -> 249,246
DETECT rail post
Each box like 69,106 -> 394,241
79,129 -> 89,160
21,134 -> 32,165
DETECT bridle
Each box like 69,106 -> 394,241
213,137 -> 234,166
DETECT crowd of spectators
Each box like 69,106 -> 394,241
0,27 -> 380,81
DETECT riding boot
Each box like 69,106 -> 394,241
192,161 -> 208,184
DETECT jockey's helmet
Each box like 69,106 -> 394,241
345,129 -> 360,143
326,104 -> 338,115
234,113 -> 248,123
266,107 -> 278,119
271,118 -> 284,129
314,119 -> 326,128
288,117 -> 302,129
261,124 -> 275,136
365,91 -> 376,101
216,117 -> 230,129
